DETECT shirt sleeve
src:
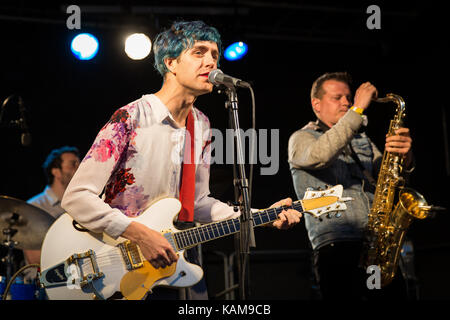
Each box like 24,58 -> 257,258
61,107 -> 134,239
288,110 -> 363,170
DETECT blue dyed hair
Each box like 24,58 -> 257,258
153,20 -> 222,77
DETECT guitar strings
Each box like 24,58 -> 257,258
173,208 -> 281,249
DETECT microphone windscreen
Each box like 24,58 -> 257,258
21,132 -> 32,146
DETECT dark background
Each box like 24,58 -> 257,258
1,1 -> 449,300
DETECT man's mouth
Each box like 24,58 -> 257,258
199,72 -> 209,78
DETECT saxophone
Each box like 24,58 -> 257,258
363,93 -> 430,287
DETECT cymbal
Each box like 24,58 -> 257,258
0,195 -> 55,250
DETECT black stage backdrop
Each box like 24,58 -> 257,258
0,1 -> 449,300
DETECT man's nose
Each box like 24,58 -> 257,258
204,53 -> 216,67
341,96 -> 351,107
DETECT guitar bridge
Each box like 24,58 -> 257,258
118,240 -> 144,270
39,249 -> 104,293
66,249 -> 104,288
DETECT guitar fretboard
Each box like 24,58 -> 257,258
173,201 -> 304,250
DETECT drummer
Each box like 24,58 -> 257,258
23,146 -> 80,266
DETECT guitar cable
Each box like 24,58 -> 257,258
2,263 -> 40,300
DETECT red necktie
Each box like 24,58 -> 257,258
178,110 -> 195,222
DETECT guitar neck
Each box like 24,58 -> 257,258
173,201 -> 304,250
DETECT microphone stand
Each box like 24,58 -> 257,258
222,85 -> 255,300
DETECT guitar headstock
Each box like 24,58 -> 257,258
301,184 -> 352,218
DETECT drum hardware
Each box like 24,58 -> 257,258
0,195 -> 55,250
2,223 -> 19,286
0,195 -> 55,299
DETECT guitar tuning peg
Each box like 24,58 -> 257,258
306,187 -> 313,191
335,212 -> 342,218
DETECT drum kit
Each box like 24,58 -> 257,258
0,195 -> 55,300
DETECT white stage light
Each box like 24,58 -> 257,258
125,33 -> 152,60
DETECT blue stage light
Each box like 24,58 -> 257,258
224,42 -> 248,61
70,33 -> 99,60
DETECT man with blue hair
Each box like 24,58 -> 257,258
62,20 -> 302,300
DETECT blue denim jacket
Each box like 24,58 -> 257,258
288,112 -> 381,250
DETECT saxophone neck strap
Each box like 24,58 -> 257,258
348,143 -> 377,187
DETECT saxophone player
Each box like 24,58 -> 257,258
288,72 -> 413,300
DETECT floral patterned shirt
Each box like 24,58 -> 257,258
62,94 -> 237,239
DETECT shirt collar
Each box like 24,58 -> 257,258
315,118 -> 331,132
44,185 -> 60,206
144,94 -> 198,127
144,94 -> 172,123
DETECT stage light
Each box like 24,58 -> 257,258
224,42 -> 248,61
124,33 -> 152,60
70,33 -> 99,60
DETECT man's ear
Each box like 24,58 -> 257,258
311,98 -> 321,115
164,57 -> 177,74
51,167 -> 61,180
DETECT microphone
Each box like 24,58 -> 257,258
17,96 -> 32,146
0,94 -> 31,146
208,69 -> 250,88
0,95 -> 14,124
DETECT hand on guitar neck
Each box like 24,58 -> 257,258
269,197 -> 302,230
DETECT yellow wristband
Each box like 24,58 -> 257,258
350,106 -> 364,115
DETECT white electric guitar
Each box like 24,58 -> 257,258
39,184 -> 351,300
